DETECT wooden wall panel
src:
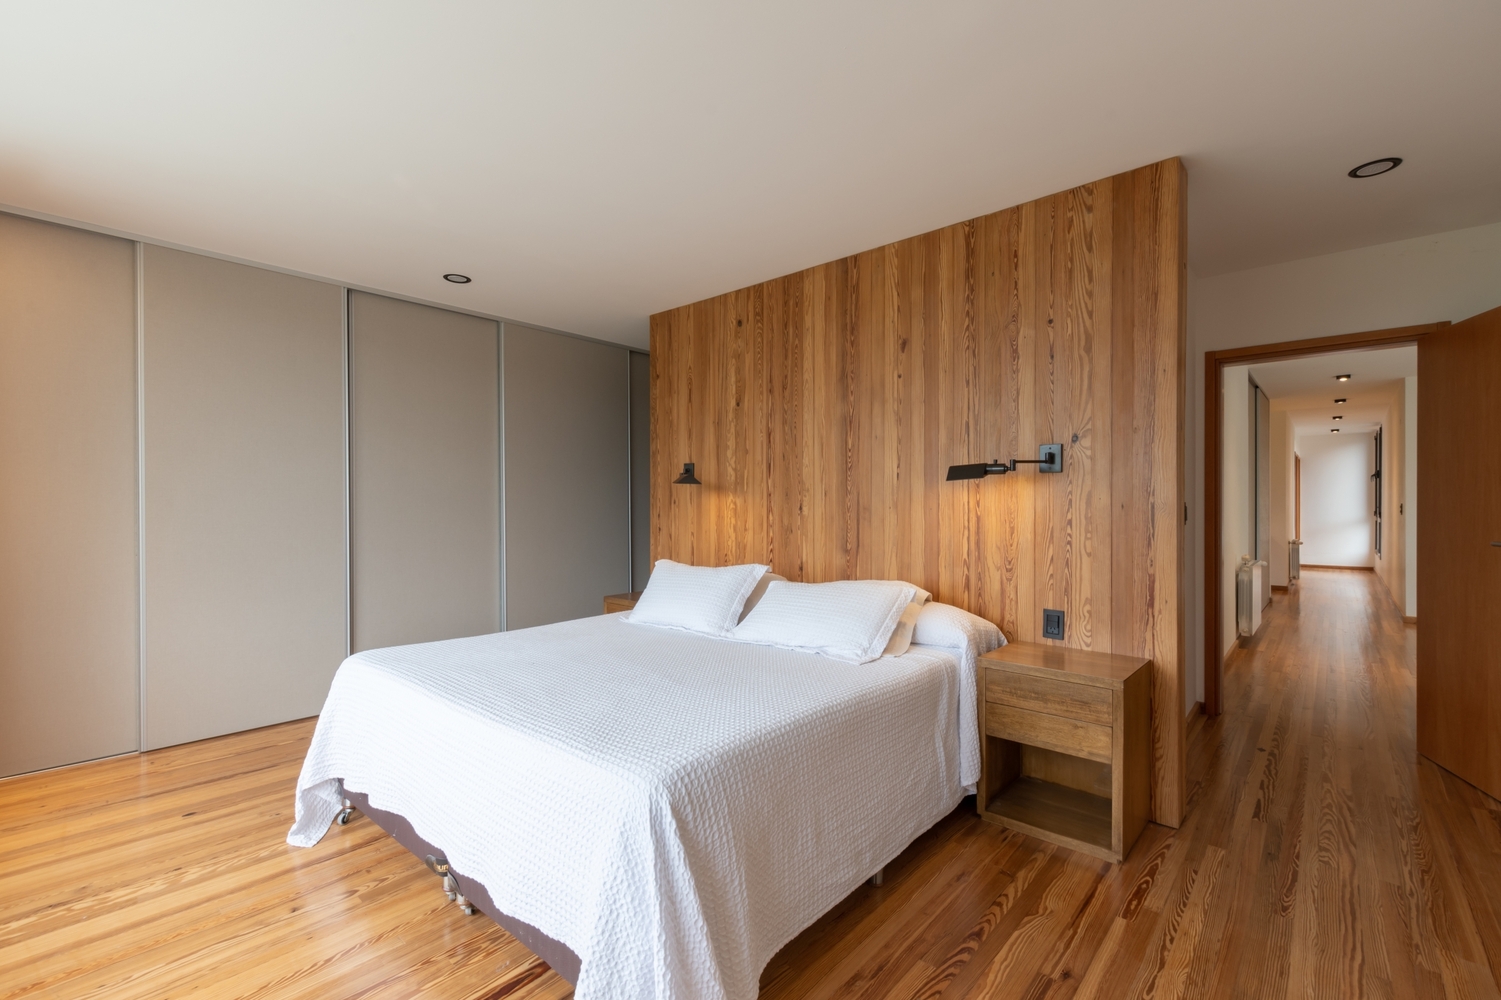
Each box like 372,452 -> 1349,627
650,159 -> 1187,825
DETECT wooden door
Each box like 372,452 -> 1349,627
1417,304 -> 1501,797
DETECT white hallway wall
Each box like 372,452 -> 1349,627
1186,219 -> 1501,710
1297,430 -> 1376,567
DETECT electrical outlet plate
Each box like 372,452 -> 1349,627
1039,443 -> 1063,473
1042,608 -> 1064,640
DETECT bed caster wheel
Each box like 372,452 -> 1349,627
336,799 -> 355,825
456,894 -> 475,916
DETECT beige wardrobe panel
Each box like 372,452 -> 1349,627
629,350 -> 651,590
504,324 -> 630,630
349,293 -> 500,651
0,215 -> 138,777
141,246 -> 346,750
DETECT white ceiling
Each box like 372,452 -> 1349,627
1248,345 -> 1416,399
1241,345 -> 1415,435
4,2 -> 1500,348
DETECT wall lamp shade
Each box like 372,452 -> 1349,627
673,462 -> 701,485
946,444 -> 1062,481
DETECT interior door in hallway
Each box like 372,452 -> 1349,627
1417,303 -> 1501,799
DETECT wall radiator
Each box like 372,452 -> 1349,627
1288,539 -> 1301,581
1237,557 -> 1267,638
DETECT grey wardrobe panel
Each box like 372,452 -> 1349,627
0,215 -> 139,776
630,350 -> 651,590
350,293 -> 500,652
504,325 -> 630,629
141,245 -> 347,750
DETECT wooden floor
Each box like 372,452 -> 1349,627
4,569 -> 1499,998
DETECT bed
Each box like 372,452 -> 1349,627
288,601 -> 998,1000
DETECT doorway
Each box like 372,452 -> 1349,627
1203,322 -> 1438,714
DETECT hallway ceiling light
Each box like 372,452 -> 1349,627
1331,428 -> 1340,433
1334,374 -> 1352,381
443,273 -> 472,284
1348,157 -> 1403,178
1332,415 -> 1343,420
1335,397 -> 1347,404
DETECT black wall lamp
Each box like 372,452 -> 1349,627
673,462 -> 701,485
947,444 -> 1063,481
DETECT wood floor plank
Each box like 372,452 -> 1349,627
2,570 -> 1498,998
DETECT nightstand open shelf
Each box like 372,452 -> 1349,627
978,642 -> 1152,863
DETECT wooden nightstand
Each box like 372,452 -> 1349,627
977,642 -> 1152,863
602,592 -> 642,614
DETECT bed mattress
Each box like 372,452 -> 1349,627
288,612 -> 983,1000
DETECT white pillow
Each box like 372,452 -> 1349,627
912,601 -> 1005,653
627,560 -> 768,636
732,579 -> 918,663
880,587 -> 933,657
738,571 -> 788,622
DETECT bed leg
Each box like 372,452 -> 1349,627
869,867 -> 885,887
336,798 -> 357,826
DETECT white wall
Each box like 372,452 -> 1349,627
1404,376 -> 1418,616
1298,431 -> 1375,566
1221,367 -> 1252,657
1268,408 -> 1294,587
1187,220 -> 1501,709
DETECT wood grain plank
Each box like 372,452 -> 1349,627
647,159 -> 1187,824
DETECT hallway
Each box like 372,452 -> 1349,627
1200,567 -> 1500,997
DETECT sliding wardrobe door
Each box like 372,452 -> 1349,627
629,350 -> 652,590
141,246 -> 346,750
349,293 -> 500,651
0,215 -> 138,776
504,324 -> 630,629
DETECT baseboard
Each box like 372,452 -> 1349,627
1271,584 -> 1289,592
1300,564 -> 1374,571
1186,701 -> 1204,723
1403,615 -> 1417,625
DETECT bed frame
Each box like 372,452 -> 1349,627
340,784 -> 582,985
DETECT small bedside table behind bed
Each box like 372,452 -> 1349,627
603,591 -> 642,614
978,641 -> 1152,863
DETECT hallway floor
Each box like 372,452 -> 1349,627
2,569 -> 1498,998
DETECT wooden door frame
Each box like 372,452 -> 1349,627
1203,321 -> 1444,715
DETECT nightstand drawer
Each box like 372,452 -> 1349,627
985,668 -> 1112,726
985,703 -> 1112,763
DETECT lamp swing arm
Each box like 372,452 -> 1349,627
945,444 -> 1063,481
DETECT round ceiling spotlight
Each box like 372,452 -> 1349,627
1334,373 -> 1352,382
1331,428 -> 1341,433
1334,397 -> 1347,404
1332,415 -> 1343,420
1348,157 -> 1402,178
443,273 -> 472,284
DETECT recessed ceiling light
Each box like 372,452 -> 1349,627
1332,415 -> 1343,420
1349,157 -> 1402,178
443,273 -> 472,284
1334,374 -> 1352,382
1331,428 -> 1340,433
1334,398 -> 1347,404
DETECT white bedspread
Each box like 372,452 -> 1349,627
288,614 -> 985,1000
